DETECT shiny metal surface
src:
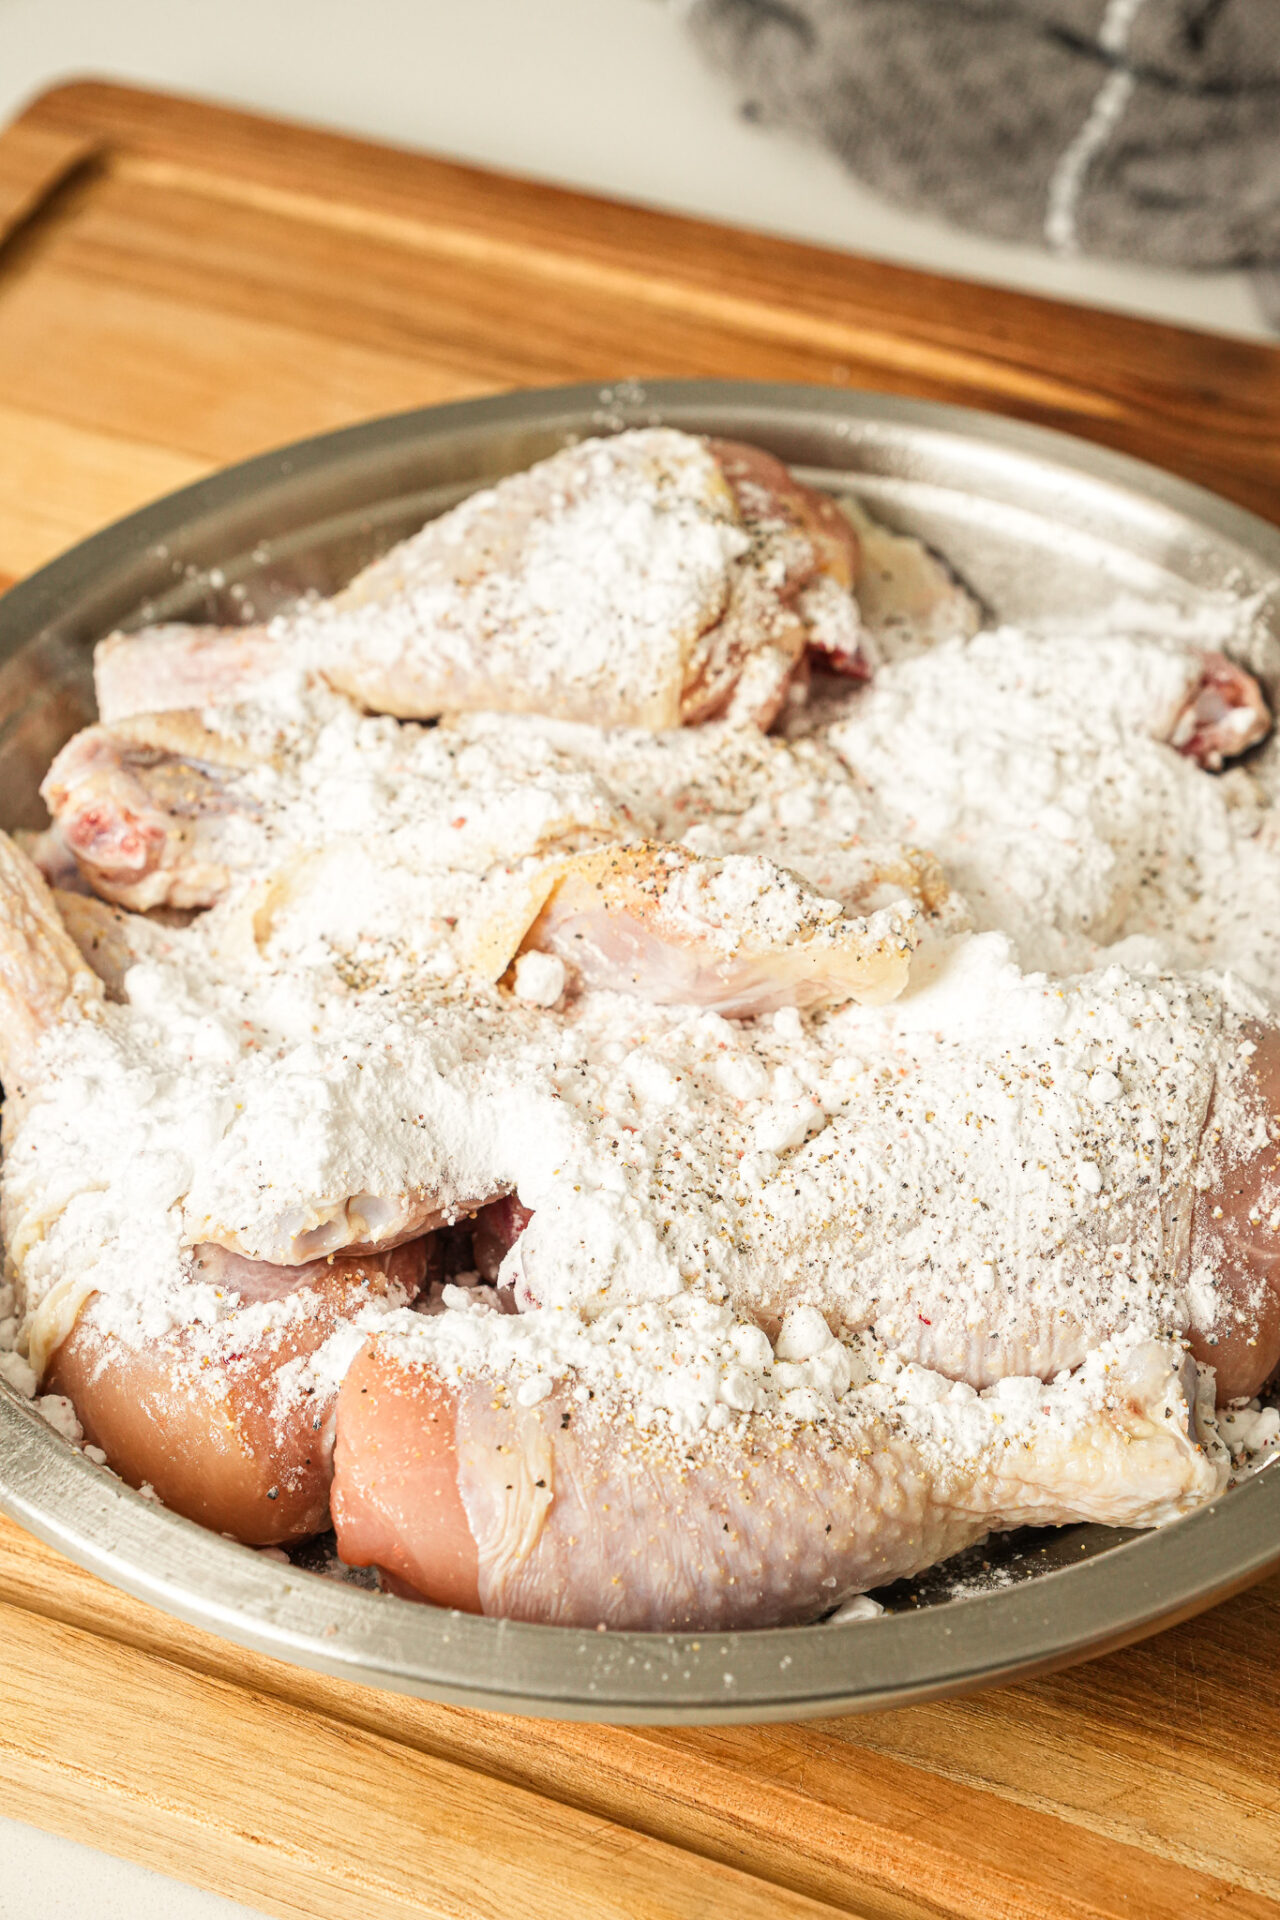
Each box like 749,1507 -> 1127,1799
2,381 -> 1280,1724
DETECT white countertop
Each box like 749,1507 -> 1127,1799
0,1822 -> 260,1920
0,2 -> 1268,1913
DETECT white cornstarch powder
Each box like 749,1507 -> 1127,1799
825,623 -> 1280,987
301,430 -> 751,729
3,465 -> 1278,1511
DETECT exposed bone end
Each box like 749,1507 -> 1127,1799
40,718 -> 254,912
42,725 -> 171,905
1168,651 -> 1271,771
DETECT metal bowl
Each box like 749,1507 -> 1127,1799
3,380 -> 1280,1723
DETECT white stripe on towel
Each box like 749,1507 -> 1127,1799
1045,0 -> 1150,253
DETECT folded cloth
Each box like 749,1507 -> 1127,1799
684,0 -> 1280,272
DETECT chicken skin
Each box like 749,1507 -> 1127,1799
331,1326 -> 1223,1629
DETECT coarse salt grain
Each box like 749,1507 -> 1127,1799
512,950 -> 566,1007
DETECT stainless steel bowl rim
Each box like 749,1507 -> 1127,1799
2,379 -> 1279,1724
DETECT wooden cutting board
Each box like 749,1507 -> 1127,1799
2,79 -> 1280,1920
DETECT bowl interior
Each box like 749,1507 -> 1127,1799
3,381 -> 1280,1721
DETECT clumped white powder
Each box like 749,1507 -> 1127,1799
512,950 -> 565,1007
826,625 -> 1280,986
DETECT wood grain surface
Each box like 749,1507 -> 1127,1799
2,77 -> 1279,1920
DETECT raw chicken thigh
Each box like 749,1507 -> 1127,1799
0,834 -> 427,1542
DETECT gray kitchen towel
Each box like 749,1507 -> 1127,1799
684,0 -> 1280,274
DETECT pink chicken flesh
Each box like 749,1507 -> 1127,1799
520,842 -> 916,1018
39,715 -> 262,912
1170,652 -> 1271,770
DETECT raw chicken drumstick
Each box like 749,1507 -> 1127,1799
324,987 -> 1280,1628
479,954 -> 1280,1407
93,431 -> 870,732
47,1242 -> 426,1543
90,430 -> 1267,770
331,1325 -> 1223,1630
873,1020 -> 1280,1404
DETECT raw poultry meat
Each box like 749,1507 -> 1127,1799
93,431 -> 870,732
331,1326 -> 1224,1629
3,430 -> 1278,1631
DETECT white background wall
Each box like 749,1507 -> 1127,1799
0,3 -> 1266,1916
